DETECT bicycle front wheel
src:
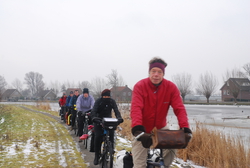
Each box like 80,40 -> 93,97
83,122 -> 88,149
104,141 -> 114,168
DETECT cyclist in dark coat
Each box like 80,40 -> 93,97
91,89 -> 123,165
69,90 -> 80,131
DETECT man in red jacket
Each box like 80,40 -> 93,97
59,92 -> 67,121
130,57 -> 192,168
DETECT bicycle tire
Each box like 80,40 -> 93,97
99,141 -> 105,168
83,122 -> 88,149
104,141 -> 113,168
74,117 -> 78,135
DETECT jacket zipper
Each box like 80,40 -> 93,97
154,87 -> 159,127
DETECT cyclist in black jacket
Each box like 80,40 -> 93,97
91,89 -> 124,165
69,90 -> 80,131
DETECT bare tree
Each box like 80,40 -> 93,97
0,75 -> 7,100
106,69 -> 125,98
24,72 -> 45,97
48,80 -> 61,97
172,73 -> 192,101
63,80 -> 76,89
91,77 -> 108,99
106,69 -> 125,87
196,71 -> 218,103
243,63 -> 250,79
12,78 -> 23,92
222,67 -> 246,82
61,84 -> 66,92
21,88 -> 31,99
78,81 -> 92,90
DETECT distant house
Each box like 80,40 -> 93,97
220,78 -> 250,102
65,88 -> 82,96
110,85 -> 132,102
2,89 -> 22,101
37,90 -> 57,100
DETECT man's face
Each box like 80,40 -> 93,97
74,91 -> 79,96
149,67 -> 164,85
102,96 -> 110,98
83,93 -> 89,98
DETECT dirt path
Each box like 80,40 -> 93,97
20,106 -> 99,168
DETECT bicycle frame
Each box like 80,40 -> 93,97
147,149 -> 165,168
83,111 -> 91,148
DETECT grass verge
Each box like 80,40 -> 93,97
177,121 -> 250,168
0,104 -> 87,168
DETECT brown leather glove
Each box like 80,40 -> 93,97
132,125 -> 152,148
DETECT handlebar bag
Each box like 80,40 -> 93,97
102,118 -> 118,130
151,127 -> 186,149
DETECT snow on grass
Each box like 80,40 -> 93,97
0,118 -> 4,124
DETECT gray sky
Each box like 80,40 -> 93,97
0,0 -> 249,92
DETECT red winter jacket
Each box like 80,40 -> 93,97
131,78 -> 189,133
59,96 -> 67,107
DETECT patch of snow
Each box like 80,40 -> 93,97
0,118 -> 4,124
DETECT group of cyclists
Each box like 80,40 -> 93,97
58,88 -> 124,166
59,89 -> 80,132
57,56 -> 193,168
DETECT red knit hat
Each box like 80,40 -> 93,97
101,89 -> 111,96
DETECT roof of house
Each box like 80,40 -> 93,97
110,85 -> 132,92
2,89 -> 22,97
38,90 -> 56,97
220,78 -> 250,90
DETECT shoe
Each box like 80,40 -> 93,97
80,134 -> 88,140
70,126 -> 73,131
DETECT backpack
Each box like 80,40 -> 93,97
115,150 -> 133,168
123,151 -> 133,168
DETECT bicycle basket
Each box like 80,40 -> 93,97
102,118 -> 118,130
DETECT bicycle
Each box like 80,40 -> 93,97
95,117 -> 120,168
71,105 -> 78,135
60,105 -> 66,123
83,110 -> 92,149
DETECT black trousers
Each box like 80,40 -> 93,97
77,111 -> 84,136
60,106 -> 66,118
93,123 -> 114,154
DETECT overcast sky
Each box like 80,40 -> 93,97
0,0 -> 249,92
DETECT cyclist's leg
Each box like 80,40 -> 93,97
62,106 -> 66,122
162,149 -> 176,167
93,123 -> 103,165
71,110 -> 76,128
131,140 -> 148,168
77,111 -> 84,137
